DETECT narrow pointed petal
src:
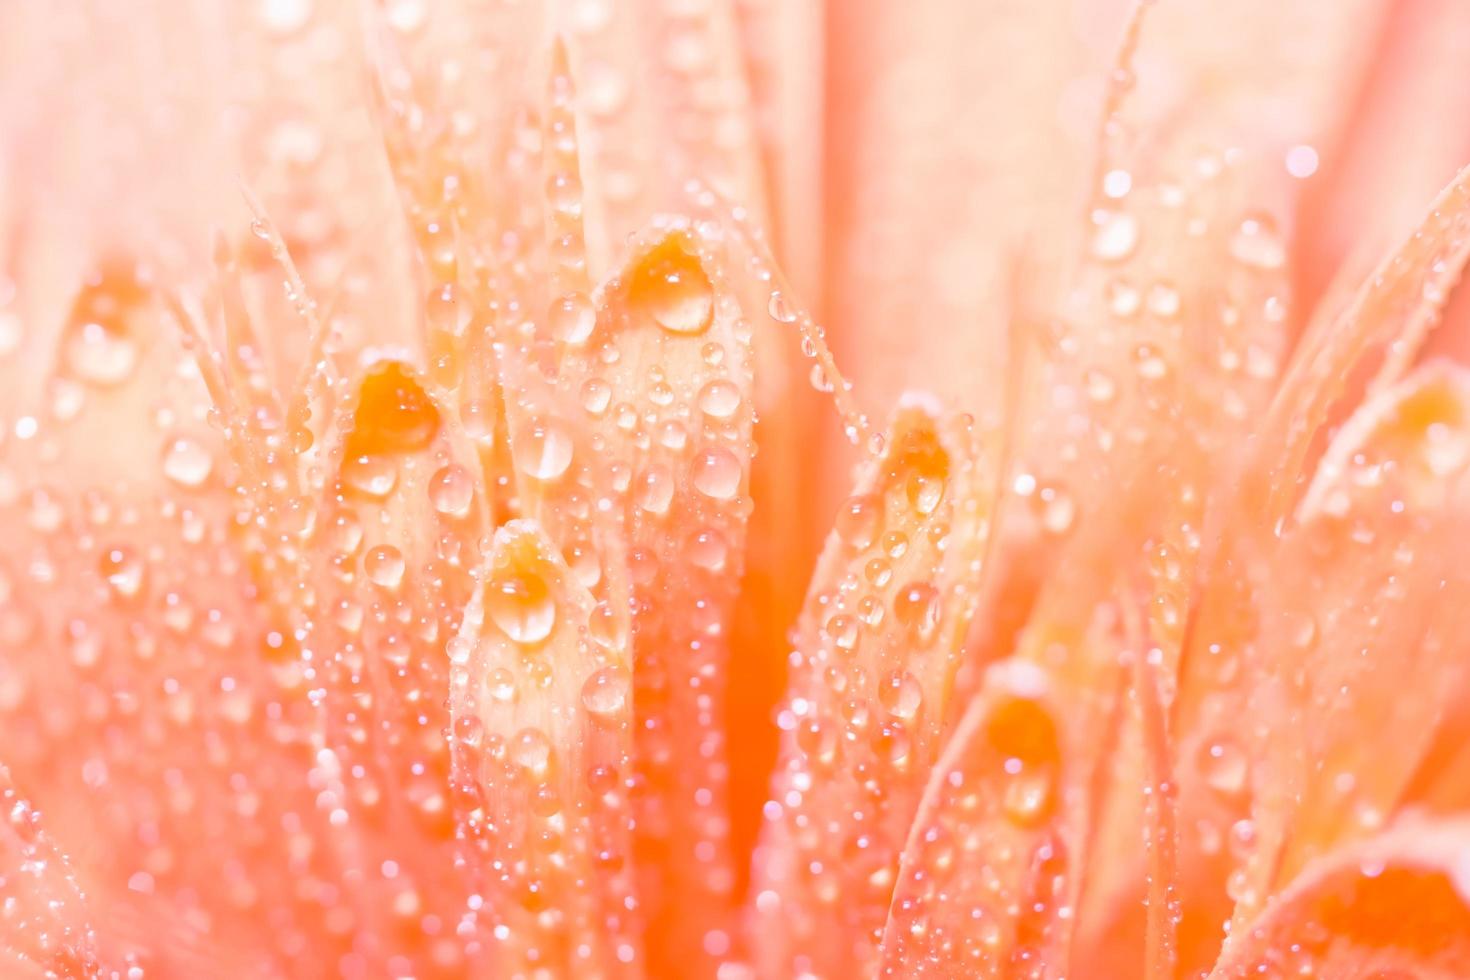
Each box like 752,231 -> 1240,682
751,400 -> 990,976
449,521 -> 638,975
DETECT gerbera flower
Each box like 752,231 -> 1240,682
3,1 -> 1470,978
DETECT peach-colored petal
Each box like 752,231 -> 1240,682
1209,819 -> 1470,979
1219,362 -> 1470,933
0,766 -> 99,977
750,400 -> 989,976
1294,0 -> 1470,317
449,520 -> 638,975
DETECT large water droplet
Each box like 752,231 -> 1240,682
581,666 -> 630,718
161,436 -> 213,488
261,0 -> 313,35
365,545 -> 406,590
487,570 -> 557,645
511,727 -> 552,773
514,416 -> 574,481
64,320 -> 138,387
429,464 -> 474,517
549,291 -> 596,346
628,234 -> 713,335
697,379 -> 741,419
1229,213 -> 1286,271
637,464 -> 675,514
894,582 -> 939,644
687,528 -> 728,572
879,670 -> 922,720
1090,210 -> 1139,263
99,545 -> 145,599
1202,738 -> 1247,796
691,447 -> 741,500
346,362 -> 440,457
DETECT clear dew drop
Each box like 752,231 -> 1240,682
1146,281 -> 1181,319
1084,368 -> 1117,404
1202,738 -> 1248,796
581,378 -> 612,416
697,379 -> 741,419
629,235 -> 714,336
364,545 -> 406,590
0,312 -> 21,357
429,464 -> 474,517
581,666 -> 631,718
261,0 -> 313,35
1229,213 -> 1286,271
767,290 -> 798,324
384,0 -> 427,34
1106,279 -> 1141,318
1036,484 -> 1075,534
894,581 -> 940,644
836,494 -> 881,551
511,727 -> 552,773
161,436 -> 213,488
99,545 -> 144,599
64,320 -> 138,387
687,528 -> 728,572
1090,209 -> 1139,263
548,291 -> 596,346
691,447 -> 741,500
487,570 -> 557,645
879,670 -> 923,721
514,416 -> 575,481
636,464 -> 675,515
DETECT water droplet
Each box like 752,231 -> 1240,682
636,464 -> 675,515
894,582 -> 940,644
429,464 -> 474,517
64,320 -> 138,387
1102,168 -> 1133,199
687,528 -> 728,572
365,545 -> 406,590
1036,484 -> 1075,534
1229,213 -> 1285,271
0,312 -> 21,357
987,697 -> 1061,828
880,671 -> 923,720
99,545 -> 144,598
384,0 -> 427,34
628,234 -> 713,336
1090,210 -> 1139,263
1146,282 -> 1181,318
511,728 -> 552,773
342,454 -> 399,498
1202,739 -> 1247,795
581,378 -> 612,416
261,0 -> 313,35
1084,369 -> 1117,403
581,666 -> 630,718
514,417 -> 574,481
836,494 -> 881,550
1285,145 -> 1319,179
487,570 -> 556,645
768,290 -> 798,324
346,362 -> 440,457
691,447 -> 741,500
549,291 -> 596,346
1106,279 -> 1141,318
697,379 -> 741,419
161,436 -> 213,488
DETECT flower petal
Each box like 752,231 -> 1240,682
750,399 -> 990,975
1209,819 -> 1470,979
449,520 -> 638,975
